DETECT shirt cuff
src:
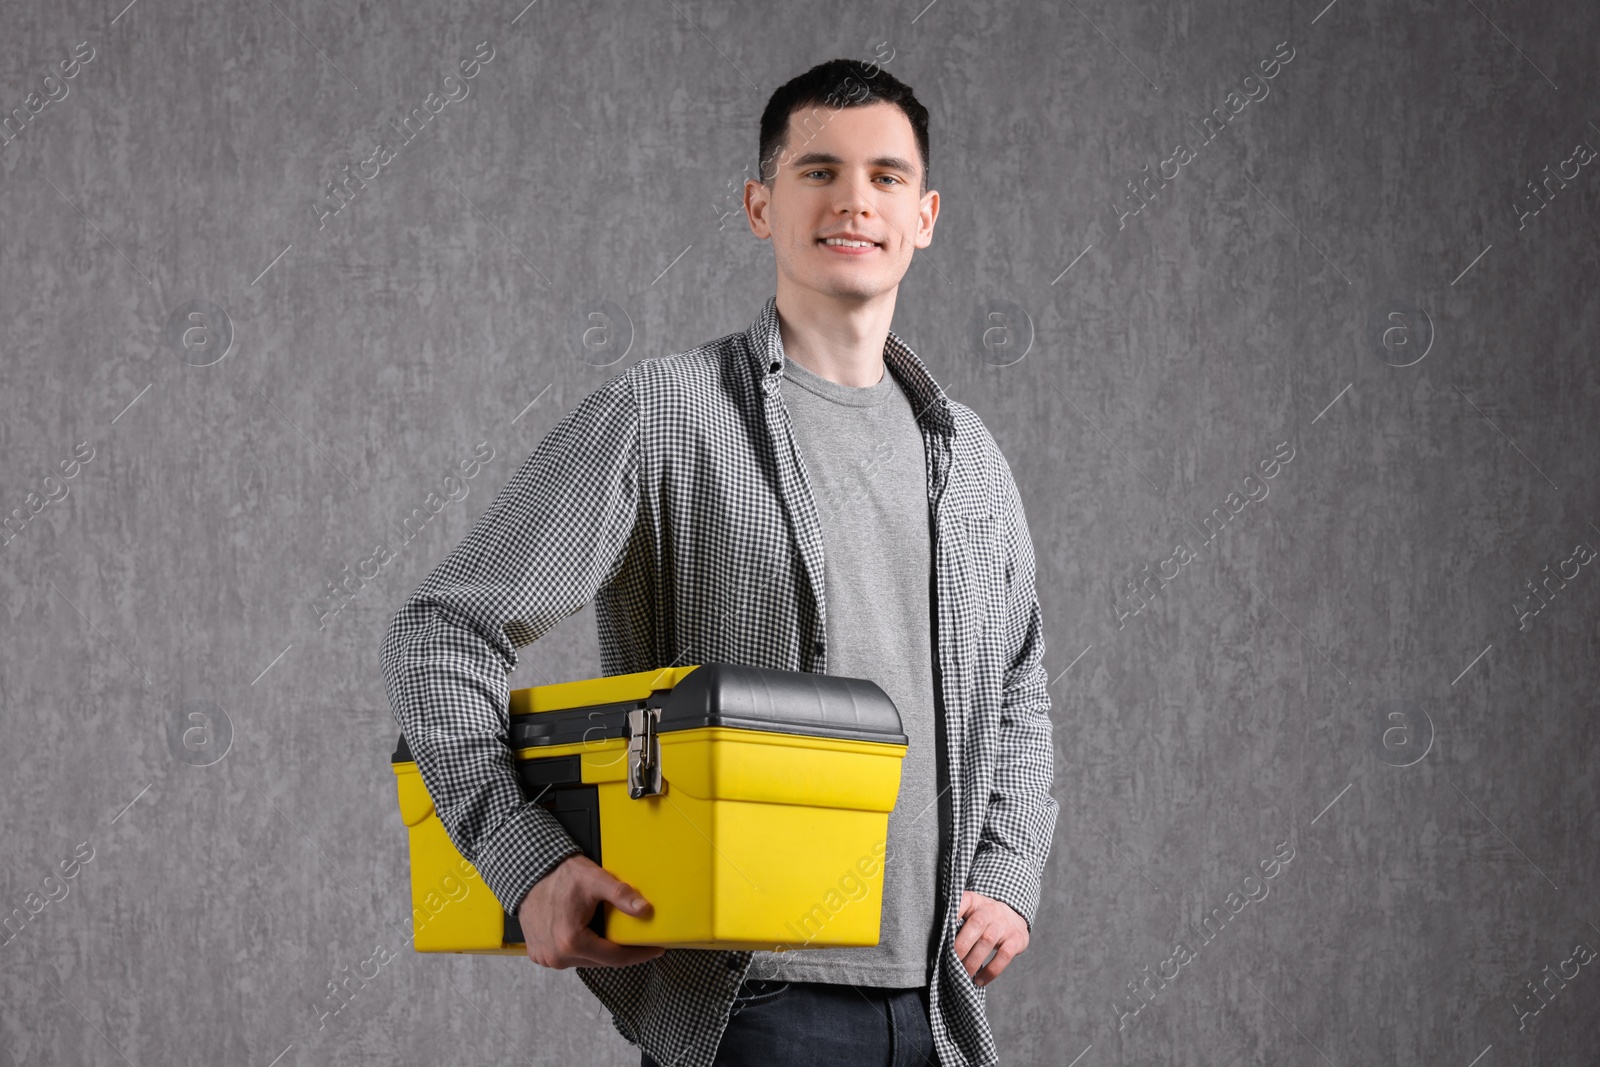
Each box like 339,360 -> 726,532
470,800 -> 585,917
964,842 -> 1042,934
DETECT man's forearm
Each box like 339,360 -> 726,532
382,602 -> 583,914
966,597 -> 1058,931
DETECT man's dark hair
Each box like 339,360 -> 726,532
757,58 -> 930,193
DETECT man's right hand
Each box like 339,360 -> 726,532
517,853 -> 667,970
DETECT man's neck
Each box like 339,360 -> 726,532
773,286 -> 899,388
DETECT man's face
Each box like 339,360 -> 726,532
745,101 -> 938,302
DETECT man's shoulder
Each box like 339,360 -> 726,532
945,398 -> 1006,468
942,398 -> 1029,522
620,326 -> 748,392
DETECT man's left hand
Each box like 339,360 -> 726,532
955,890 -> 1029,988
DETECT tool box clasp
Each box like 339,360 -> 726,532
627,705 -> 665,799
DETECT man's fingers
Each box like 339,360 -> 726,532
973,943 -> 1015,986
567,927 -> 667,968
602,880 -> 652,918
961,932 -> 1000,977
953,910 -> 989,962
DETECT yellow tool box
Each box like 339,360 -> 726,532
392,662 -> 908,954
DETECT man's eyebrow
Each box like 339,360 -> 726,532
787,151 -> 917,174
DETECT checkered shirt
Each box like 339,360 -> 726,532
379,294 -> 1059,1066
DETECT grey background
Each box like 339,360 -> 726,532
1,0 -> 1596,1064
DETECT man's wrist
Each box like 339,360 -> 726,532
965,843 -> 1041,934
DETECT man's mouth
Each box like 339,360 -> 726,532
818,237 -> 881,250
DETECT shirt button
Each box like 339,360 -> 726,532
812,640 -> 825,656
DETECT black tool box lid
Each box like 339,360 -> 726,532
506,663 -> 906,751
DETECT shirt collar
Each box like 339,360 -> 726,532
745,294 -> 956,438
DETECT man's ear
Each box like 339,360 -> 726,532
915,188 -> 940,249
745,179 -> 773,239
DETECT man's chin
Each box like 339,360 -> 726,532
810,274 -> 897,302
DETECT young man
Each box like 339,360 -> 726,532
380,58 -> 1058,1067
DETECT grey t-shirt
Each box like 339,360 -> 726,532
742,352 -> 940,989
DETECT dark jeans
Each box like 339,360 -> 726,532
639,978 -> 937,1067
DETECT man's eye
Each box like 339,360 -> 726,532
801,170 -> 901,184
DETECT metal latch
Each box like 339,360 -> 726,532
627,705 -> 664,799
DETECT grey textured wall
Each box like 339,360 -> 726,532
2,0 -> 1596,1064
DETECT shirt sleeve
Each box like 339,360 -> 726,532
964,452 -> 1059,933
379,372 -> 642,916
